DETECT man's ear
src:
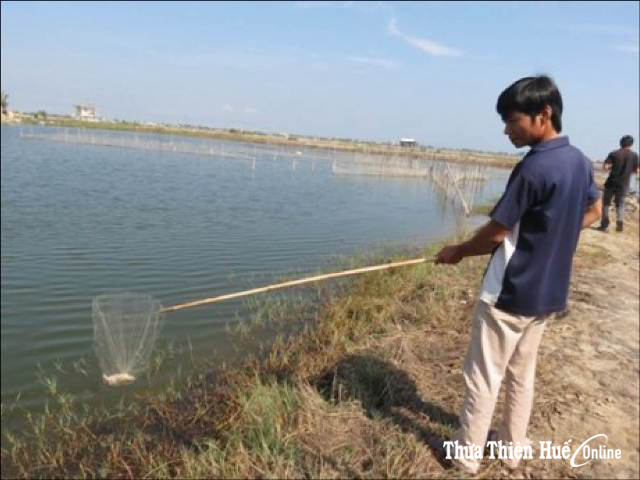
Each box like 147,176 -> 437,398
539,105 -> 553,125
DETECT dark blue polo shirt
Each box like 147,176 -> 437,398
479,136 -> 599,316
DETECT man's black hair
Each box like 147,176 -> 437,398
496,75 -> 563,133
620,135 -> 634,148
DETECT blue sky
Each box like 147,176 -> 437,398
1,1 -> 638,158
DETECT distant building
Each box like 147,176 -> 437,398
0,109 -> 16,122
74,104 -> 97,121
399,138 -> 417,147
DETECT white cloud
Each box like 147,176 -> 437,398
387,17 -> 400,36
388,18 -> 462,57
313,59 -> 332,69
347,55 -> 396,69
221,104 -> 258,114
294,1 -> 391,13
615,44 -> 639,54
144,48 -> 296,70
570,24 -> 638,36
294,1 -> 354,8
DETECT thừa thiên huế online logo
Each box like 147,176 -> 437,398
444,434 -> 621,467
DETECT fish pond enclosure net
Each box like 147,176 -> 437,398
21,128 -> 256,161
19,127 -> 335,163
92,293 -> 163,386
332,153 -> 430,177
333,154 -> 488,216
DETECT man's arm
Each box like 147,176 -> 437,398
436,169 -> 535,264
435,219 -> 510,264
582,198 -> 602,229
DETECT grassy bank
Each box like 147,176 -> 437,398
1,239 -> 486,478
11,116 -> 519,168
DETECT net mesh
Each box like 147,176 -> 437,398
333,155 -> 488,216
92,293 -> 163,386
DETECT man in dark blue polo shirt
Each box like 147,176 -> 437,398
435,75 -> 601,473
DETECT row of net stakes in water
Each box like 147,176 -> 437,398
19,128 -> 338,165
21,128 -> 487,215
332,152 -> 488,216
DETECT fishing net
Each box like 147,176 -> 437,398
92,293 -> 164,386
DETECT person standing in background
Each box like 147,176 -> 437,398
597,135 -> 639,232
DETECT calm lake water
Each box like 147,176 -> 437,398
0,125 -> 509,426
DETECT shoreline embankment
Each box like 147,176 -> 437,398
2,116 -> 520,169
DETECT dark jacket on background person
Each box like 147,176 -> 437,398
604,148 -> 639,191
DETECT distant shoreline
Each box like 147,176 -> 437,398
2,114 -> 520,168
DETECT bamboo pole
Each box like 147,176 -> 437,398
161,257 -> 433,313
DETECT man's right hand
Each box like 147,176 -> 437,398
435,245 -> 464,264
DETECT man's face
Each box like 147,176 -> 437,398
503,112 -> 543,148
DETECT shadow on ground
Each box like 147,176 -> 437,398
314,353 -> 458,468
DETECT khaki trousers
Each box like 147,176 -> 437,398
452,300 -> 547,473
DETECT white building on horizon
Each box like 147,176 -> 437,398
74,104 -> 97,121
399,138 -> 417,147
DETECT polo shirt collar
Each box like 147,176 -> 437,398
530,136 -> 569,152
